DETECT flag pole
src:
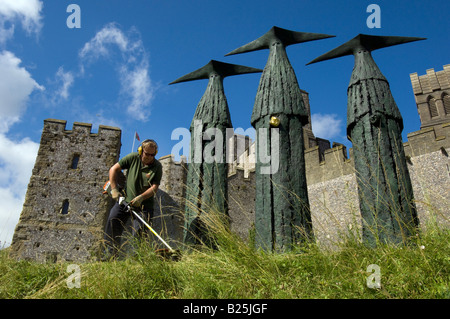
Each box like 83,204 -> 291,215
131,131 -> 136,153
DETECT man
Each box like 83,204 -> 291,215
104,139 -> 163,258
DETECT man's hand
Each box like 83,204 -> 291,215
111,188 -> 120,201
130,195 -> 144,208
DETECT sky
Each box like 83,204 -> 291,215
0,0 -> 448,247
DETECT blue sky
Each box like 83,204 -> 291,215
0,0 -> 448,246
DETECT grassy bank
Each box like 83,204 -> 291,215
1,220 -> 448,299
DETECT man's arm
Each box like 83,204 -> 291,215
141,183 -> 159,199
130,184 -> 159,207
109,162 -> 122,200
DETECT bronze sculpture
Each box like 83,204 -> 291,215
308,34 -> 424,246
227,27 -> 334,251
170,60 -> 262,245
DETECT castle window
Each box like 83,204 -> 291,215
443,93 -> 450,115
60,199 -> 69,215
71,154 -> 80,169
428,96 -> 438,118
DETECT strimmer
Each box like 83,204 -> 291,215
118,197 -> 181,261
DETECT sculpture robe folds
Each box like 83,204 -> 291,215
308,34 -> 424,247
252,42 -> 312,251
347,51 -> 418,246
184,74 -> 231,245
227,27 -> 334,251
170,60 -> 262,246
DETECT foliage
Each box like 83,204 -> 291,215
0,217 -> 448,299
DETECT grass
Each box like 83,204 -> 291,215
1,156 -> 448,299
0,214 -> 448,299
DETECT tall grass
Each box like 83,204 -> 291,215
1,154 -> 448,299
0,209 -> 448,299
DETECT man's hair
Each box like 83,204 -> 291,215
139,139 -> 158,155
142,139 -> 157,149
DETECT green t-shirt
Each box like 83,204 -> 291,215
118,152 -> 163,210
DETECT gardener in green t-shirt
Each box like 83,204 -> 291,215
104,139 -> 163,258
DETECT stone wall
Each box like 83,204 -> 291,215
227,165 -> 256,241
404,123 -> 450,230
9,119 -> 121,262
303,123 -> 448,248
151,155 -> 187,249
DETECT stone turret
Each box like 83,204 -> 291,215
9,119 -> 121,262
410,64 -> 450,130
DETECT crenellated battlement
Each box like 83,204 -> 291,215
43,118 -> 121,138
410,64 -> 450,95
35,119 -> 122,181
405,122 -> 450,157
305,143 -> 354,184
410,65 -> 450,129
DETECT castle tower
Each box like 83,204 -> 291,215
9,119 -> 121,262
410,64 -> 450,129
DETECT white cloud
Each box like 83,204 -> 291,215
79,24 -> 154,121
0,0 -> 43,247
0,188 -> 24,248
0,50 -> 42,247
45,24 -> 154,122
0,134 -> 39,247
0,0 -> 43,44
42,66 -> 74,107
55,66 -> 74,100
79,23 -> 128,61
311,113 -> 343,140
0,134 -> 38,202
120,59 -> 153,120
0,50 -> 44,132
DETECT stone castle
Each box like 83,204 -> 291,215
9,64 -> 450,262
